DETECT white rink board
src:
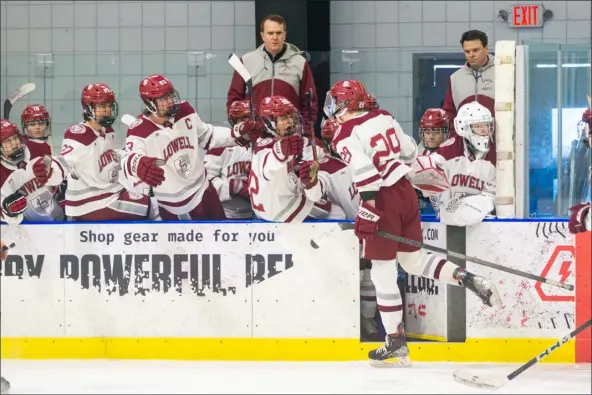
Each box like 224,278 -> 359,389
0,223 -> 360,338
405,222 -> 448,340
466,221 -> 576,338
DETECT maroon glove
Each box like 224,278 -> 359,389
354,201 -> 381,240
229,178 -> 250,200
136,156 -> 165,187
234,119 -> 265,139
298,160 -> 319,189
568,203 -> 591,234
2,190 -> 27,218
32,156 -> 53,185
274,134 -> 304,159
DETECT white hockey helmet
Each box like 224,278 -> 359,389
454,101 -> 494,153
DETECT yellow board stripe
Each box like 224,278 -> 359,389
0,337 -> 575,363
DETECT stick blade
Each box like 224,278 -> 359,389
121,114 -> 137,127
453,370 -> 508,391
8,82 -> 36,104
228,53 -> 252,83
338,222 -> 355,231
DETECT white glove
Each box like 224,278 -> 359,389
409,154 -> 449,196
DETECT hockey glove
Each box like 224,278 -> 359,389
568,202 -> 591,234
134,156 -> 165,188
32,156 -> 54,185
355,201 -> 381,240
229,178 -> 250,200
274,134 -> 304,160
298,160 -> 319,189
2,190 -> 27,218
233,120 -> 265,141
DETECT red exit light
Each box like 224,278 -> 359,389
511,5 -> 544,27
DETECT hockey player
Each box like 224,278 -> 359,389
325,80 -> 501,367
412,102 -> 496,227
205,100 -> 254,219
321,117 -> 380,341
21,104 -> 52,146
121,74 -> 263,221
250,95 -> 328,222
57,83 -> 153,221
418,108 -> 449,155
568,107 -> 591,233
1,119 -> 66,225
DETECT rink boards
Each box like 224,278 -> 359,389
0,220 -> 590,363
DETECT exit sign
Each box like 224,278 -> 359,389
509,4 -> 545,27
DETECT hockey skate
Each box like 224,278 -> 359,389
0,376 -> 10,394
454,268 -> 501,307
368,327 -> 411,368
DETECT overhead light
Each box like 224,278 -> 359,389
434,65 -> 464,70
535,63 -> 591,68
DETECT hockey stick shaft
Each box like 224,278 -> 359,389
304,90 -> 318,162
338,222 -> 573,290
228,53 -> 256,151
507,319 -> 591,381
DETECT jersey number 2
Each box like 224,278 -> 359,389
370,127 -> 401,168
248,171 -> 265,212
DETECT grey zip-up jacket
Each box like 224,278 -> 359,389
226,43 -> 318,126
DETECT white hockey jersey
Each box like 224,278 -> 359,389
58,123 -> 124,217
332,109 -> 417,194
120,101 -> 239,216
316,156 -> 359,220
249,136 -> 325,222
204,145 -> 253,219
1,142 -> 66,225
432,136 -> 496,226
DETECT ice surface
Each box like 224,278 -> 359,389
1,360 -> 590,394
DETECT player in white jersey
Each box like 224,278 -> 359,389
250,96 -> 327,222
325,80 -> 500,367
411,102 -> 496,227
1,120 -> 66,225
321,117 -> 381,341
121,74 -> 263,221
569,107 -> 591,233
58,83 -> 152,221
205,100 -> 253,219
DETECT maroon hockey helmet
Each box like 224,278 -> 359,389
259,96 -> 302,138
324,80 -> 368,119
228,100 -> 251,127
21,104 -> 51,141
139,74 -> 181,118
0,119 -> 26,164
419,108 -> 450,149
81,83 -> 119,127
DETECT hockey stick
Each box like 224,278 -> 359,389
304,89 -> 318,162
453,319 -> 592,390
338,222 -> 574,291
3,82 -> 36,119
120,114 -> 164,197
1,242 -> 16,252
228,53 -> 257,151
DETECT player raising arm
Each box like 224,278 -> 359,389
250,96 -> 326,222
204,100 -> 254,219
120,74 -> 263,221
1,120 -> 65,225
325,80 -> 500,367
